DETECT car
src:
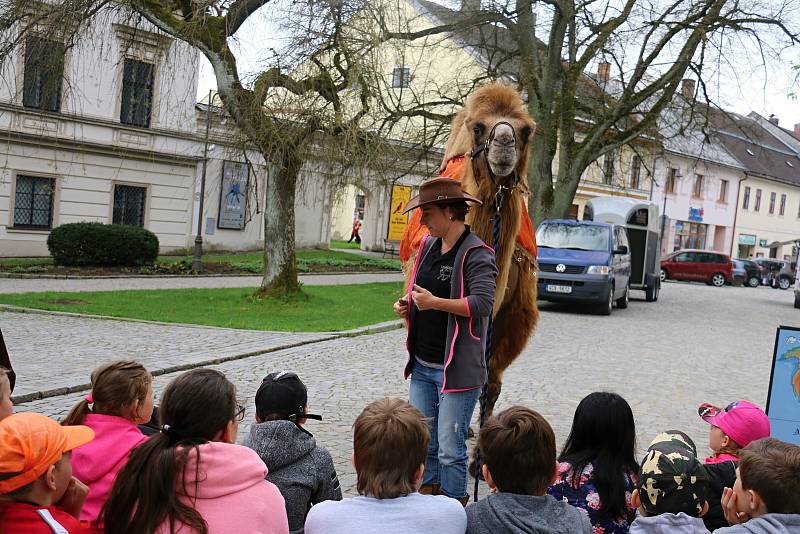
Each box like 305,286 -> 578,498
660,250 -> 733,287
733,258 -> 762,288
536,219 -> 632,315
754,258 -> 795,290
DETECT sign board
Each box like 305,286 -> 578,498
759,239 -> 769,247
387,185 -> 412,241
217,161 -> 249,230
688,206 -> 704,222
739,234 -> 757,246
766,325 -> 800,445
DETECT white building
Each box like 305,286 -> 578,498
0,8 -> 424,257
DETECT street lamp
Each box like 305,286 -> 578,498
192,90 -> 213,272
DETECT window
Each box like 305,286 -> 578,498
769,192 -> 776,214
754,189 -> 761,212
120,58 -> 155,127
568,204 -> 579,219
666,168 -> 677,193
13,175 -> 55,229
391,67 -> 410,88
630,156 -> 641,189
693,174 -> 704,198
112,185 -> 147,226
718,180 -> 728,202
780,194 -> 786,216
603,152 -> 614,185
354,193 -> 365,220
743,186 -> 750,209
23,37 -> 64,112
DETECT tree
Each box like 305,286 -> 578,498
1,0 -> 415,297
377,0 -> 800,221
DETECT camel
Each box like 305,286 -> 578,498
401,83 -> 540,424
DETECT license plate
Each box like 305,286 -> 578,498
546,284 -> 572,294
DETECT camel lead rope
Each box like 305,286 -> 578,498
473,195 -> 503,503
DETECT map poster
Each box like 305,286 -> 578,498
217,161 -> 249,230
766,325 -> 800,445
387,185 -> 412,241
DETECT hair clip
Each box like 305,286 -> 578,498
160,424 -> 171,434
85,393 -> 94,404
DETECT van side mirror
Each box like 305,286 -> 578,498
614,245 -> 628,255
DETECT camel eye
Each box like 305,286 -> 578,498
521,126 -> 532,141
473,122 -> 485,137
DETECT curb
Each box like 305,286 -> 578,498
0,270 -> 402,280
7,311 -> 404,404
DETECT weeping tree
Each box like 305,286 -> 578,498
377,0 -> 800,221
1,0 -> 413,296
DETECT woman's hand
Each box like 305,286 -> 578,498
722,487 -> 749,525
393,297 -> 409,318
411,284 -> 439,311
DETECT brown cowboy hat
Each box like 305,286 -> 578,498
402,177 -> 482,214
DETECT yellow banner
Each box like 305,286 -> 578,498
387,185 -> 412,241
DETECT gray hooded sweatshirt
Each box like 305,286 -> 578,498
629,513 -> 710,533
244,420 -> 342,534
466,492 -> 592,534
714,514 -> 800,534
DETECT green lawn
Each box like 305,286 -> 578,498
0,283 -> 405,332
0,249 -> 401,274
330,240 -> 361,250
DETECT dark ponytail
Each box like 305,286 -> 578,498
63,360 -> 151,426
101,368 -> 237,534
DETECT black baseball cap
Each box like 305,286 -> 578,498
255,371 -> 322,422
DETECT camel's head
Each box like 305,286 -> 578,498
463,84 -> 536,182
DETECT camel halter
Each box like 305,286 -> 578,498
469,120 -> 522,502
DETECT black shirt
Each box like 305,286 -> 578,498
412,229 -> 471,365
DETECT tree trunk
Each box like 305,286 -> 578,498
257,155 -> 301,297
527,139 -> 557,224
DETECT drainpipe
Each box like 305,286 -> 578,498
729,173 -> 747,258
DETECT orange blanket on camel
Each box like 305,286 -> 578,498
399,156 -> 538,263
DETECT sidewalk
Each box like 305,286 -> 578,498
0,272 -> 404,294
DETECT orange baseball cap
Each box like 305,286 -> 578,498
0,412 -> 94,494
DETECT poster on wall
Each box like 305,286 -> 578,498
218,161 -> 249,230
766,325 -> 800,445
387,185 -> 412,241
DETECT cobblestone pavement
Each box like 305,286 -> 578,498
9,281 -> 799,496
0,272 -> 403,294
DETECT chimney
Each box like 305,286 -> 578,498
681,79 -> 696,99
597,61 -> 611,82
794,123 -> 800,135
768,114 -> 779,126
461,0 -> 481,11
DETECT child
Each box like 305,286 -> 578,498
63,360 -> 154,528
0,367 -> 13,421
244,371 -> 341,534
697,400 -> 770,530
467,406 -> 592,534
629,430 -> 711,533
547,392 -> 639,533
102,368 -> 289,534
304,398 -> 466,534
717,438 -> 800,533
0,412 -> 95,533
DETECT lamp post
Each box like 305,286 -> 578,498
192,90 -> 213,272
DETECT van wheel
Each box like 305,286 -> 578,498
779,277 -> 792,290
711,273 -> 726,287
795,294 -> 800,309
660,268 -> 667,282
599,286 -> 613,315
645,281 -> 660,302
616,284 -> 629,309
747,276 -> 760,288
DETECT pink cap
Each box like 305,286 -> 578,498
698,400 -> 771,448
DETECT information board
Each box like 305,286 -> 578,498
766,325 -> 800,445
387,185 -> 412,241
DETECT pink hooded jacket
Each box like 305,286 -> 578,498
71,413 -> 148,526
155,441 -> 289,534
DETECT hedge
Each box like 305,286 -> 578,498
47,222 -> 159,267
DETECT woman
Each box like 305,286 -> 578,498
101,368 -> 289,534
393,177 -> 497,505
547,392 -> 639,533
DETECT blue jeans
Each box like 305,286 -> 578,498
408,361 -> 481,499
